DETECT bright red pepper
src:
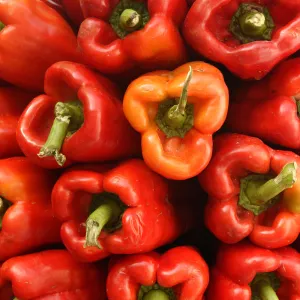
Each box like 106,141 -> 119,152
0,0 -> 81,92
51,159 -> 201,262
207,242 -> 300,300
183,0 -> 300,80
16,61 -> 140,169
0,250 -> 107,300
0,157 -> 61,261
198,133 -> 300,248
0,87 -> 35,158
227,57 -> 300,149
76,0 -> 188,74
107,246 -> 209,300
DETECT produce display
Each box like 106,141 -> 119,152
0,0 -> 299,299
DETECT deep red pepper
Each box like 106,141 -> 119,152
107,246 -> 209,300
51,159 -> 201,262
0,0 -> 81,91
61,0 -> 84,26
0,250 -> 107,300
0,87 -> 35,158
16,61 -> 140,169
207,242 -> 300,300
76,0 -> 188,74
198,133 -> 300,248
183,0 -> 300,80
0,157 -> 61,261
227,57 -> 300,149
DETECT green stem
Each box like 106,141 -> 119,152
0,22 -> 5,31
119,9 -> 141,31
84,198 -> 122,249
257,281 -> 279,300
13,298 -> 19,300
38,101 -> 83,166
0,197 -> 11,230
163,66 -> 193,129
239,11 -> 267,37
296,99 -> 300,117
143,290 -> 170,300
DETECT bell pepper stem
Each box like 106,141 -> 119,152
246,162 -> 297,205
0,22 -> 5,31
84,198 -> 122,249
296,99 -> 300,117
257,281 -> 279,300
119,9 -> 141,30
239,11 -> 267,37
143,290 -> 170,300
38,101 -> 83,166
163,66 -> 193,129
0,197 -> 10,230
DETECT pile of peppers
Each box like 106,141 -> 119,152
0,0 -> 299,299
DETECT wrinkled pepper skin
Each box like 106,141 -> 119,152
227,58 -> 300,149
0,0 -> 81,91
207,242 -> 300,300
107,246 -> 209,300
52,159 -> 201,262
198,133 -> 300,248
0,250 -> 107,300
17,61 -> 140,169
183,0 -> 300,80
123,61 -> 229,180
77,0 -> 187,74
0,87 -> 35,158
0,157 -> 61,261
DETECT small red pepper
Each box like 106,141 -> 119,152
0,87 -> 35,158
52,159 -> 201,262
227,57 -> 300,149
107,246 -> 209,300
0,157 -> 61,261
0,0 -> 81,91
17,61 -> 140,169
207,242 -> 300,300
76,0 -> 188,74
198,133 -> 300,248
0,250 -> 107,300
183,0 -> 300,79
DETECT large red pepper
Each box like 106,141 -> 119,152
207,242 -> 300,300
76,0 -> 188,74
227,57 -> 300,149
183,0 -> 300,80
0,0 -> 81,92
51,159 -> 201,262
123,61 -> 229,180
107,246 -> 209,300
0,87 -> 35,158
198,133 -> 300,248
17,61 -> 140,169
0,157 -> 61,261
0,250 -> 107,300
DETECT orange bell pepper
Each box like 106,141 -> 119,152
123,61 -> 229,180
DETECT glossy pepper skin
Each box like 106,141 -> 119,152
76,0 -> 187,74
198,133 -> 300,248
17,61 -> 140,169
123,61 -> 229,180
0,87 -> 35,158
0,0 -> 81,92
0,157 -> 61,261
207,242 -> 300,300
0,250 -> 107,300
183,0 -> 300,80
227,58 -> 300,149
107,246 -> 209,300
51,159 -> 200,262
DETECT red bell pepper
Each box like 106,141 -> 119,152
0,157 -> 61,261
76,0 -> 188,74
123,61 -> 229,180
0,250 -> 107,300
52,159 -> 201,262
17,61 -> 140,169
107,246 -> 209,300
0,0 -> 81,92
207,242 -> 300,300
42,0 -> 66,17
61,0 -> 84,26
0,87 -> 35,158
227,57 -> 300,149
198,133 -> 300,248
183,0 -> 300,80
